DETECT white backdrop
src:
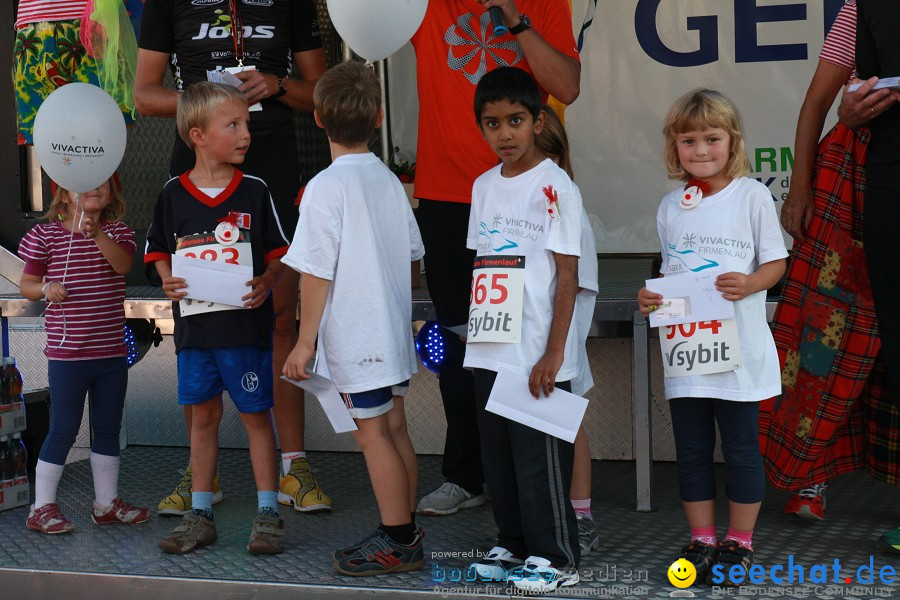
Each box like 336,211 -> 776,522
387,0 -> 846,252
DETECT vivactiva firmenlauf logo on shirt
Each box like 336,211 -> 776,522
478,222 -> 518,253
665,243 -> 719,273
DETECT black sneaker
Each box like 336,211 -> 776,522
707,540 -> 753,585
679,540 -> 718,583
332,527 -> 424,576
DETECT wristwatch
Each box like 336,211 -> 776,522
509,14 -> 531,35
272,75 -> 288,98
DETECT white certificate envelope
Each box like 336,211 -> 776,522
646,268 -> 734,327
171,254 -> 252,308
485,368 -> 588,443
280,374 -> 357,434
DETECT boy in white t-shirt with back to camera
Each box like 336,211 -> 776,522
465,66 -> 584,594
281,61 -> 425,577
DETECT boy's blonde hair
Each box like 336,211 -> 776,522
177,82 -> 248,150
535,105 -> 573,179
662,89 -> 751,182
44,177 -> 126,223
314,61 -> 381,145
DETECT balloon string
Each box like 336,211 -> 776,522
49,194 -> 81,350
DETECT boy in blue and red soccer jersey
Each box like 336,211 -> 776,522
145,82 -> 289,556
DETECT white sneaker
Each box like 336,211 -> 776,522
471,546 -> 525,581
512,556 -> 579,593
416,482 -> 486,516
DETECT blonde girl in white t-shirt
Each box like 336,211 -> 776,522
637,89 -> 787,585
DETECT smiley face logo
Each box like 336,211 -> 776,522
668,558 -> 696,588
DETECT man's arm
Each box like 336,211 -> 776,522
234,48 -> 327,111
483,0 -> 580,104
133,48 -> 179,117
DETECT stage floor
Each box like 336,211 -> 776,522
1,448 -> 899,599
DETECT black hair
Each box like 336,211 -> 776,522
474,67 -> 542,124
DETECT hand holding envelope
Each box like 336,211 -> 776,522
171,254 -> 254,308
644,268 -> 735,328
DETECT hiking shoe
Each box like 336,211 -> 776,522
92,498 -> 151,525
783,484 -> 826,520
512,556 -> 579,593
159,512 -> 217,554
577,513 -> 600,555
332,527 -> 424,576
278,457 -> 331,513
157,465 -> 224,516
707,540 -> 753,585
679,540 -> 718,583
247,513 -> 285,555
877,527 -> 900,554
416,482 -> 486,516
26,504 -> 75,535
472,546 -> 525,581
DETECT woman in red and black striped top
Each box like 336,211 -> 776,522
17,178 -> 150,534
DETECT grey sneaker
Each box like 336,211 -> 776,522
159,512 -> 217,554
247,513 -> 285,555
416,482 -> 486,516
576,513 -> 600,554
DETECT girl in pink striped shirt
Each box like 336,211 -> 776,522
18,177 -> 149,534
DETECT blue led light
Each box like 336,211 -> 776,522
416,320 -> 446,374
124,325 -> 139,367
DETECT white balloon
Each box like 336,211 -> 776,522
327,0 -> 428,62
33,83 -> 127,194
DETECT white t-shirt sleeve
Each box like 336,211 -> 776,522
466,181 -> 482,251
282,178 -> 343,280
750,187 -> 789,265
404,201 -> 425,261
545,180 -> 582,257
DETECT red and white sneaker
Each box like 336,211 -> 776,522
26,503 -> 75,534
92,498 -> 151,525
783,484 -> 826,520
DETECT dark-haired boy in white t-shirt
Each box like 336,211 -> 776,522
465,66 -> 583,594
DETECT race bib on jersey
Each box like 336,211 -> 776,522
659,319 -> 741,377
467,255 -> 525,344
175,230 -> 253,317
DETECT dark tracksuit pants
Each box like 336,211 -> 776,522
474,368 -> 580,569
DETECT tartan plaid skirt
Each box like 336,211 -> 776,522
759,122 -> 900,490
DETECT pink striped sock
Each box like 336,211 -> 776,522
725,528 -> 753,550
690,526 -> 717,546
571,498 -> 593,519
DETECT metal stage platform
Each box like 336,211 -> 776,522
1,448 -> 899,599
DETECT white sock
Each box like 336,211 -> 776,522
281,451 -> 306,475
90,452 -> 120,507
34,459 -> 65,509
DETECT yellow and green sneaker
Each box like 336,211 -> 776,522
157,465 -> 224,516
278,457 -> 332,513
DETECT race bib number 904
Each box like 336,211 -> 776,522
467,255 -> 525,344
659,319 -> 741,377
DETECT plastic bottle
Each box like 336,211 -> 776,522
0,357 -> 9,410
12,433 -> 27,478
3,357 -> 23,405
0,435 -> 13,483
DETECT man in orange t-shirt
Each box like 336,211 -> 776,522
411,0 -> 580,516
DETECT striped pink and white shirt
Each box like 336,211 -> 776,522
19,220 -> 135,361
15,0 -> 87,29
819,0 -> 856,76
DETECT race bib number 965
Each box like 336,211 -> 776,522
467,255 -> 525,343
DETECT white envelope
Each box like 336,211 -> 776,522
646,268 -> 735,327
280,374 -> 357,434
171,254 -> 252,308
485,368 -> 588,443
